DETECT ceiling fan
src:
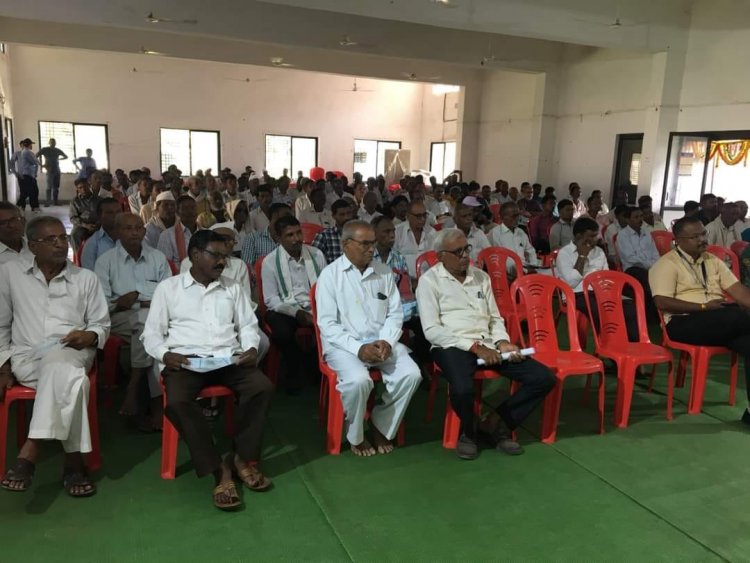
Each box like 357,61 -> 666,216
270,57 -> 293,68
224,76 -> 269,83
130,66 -> 164,74
338,78 -> 375,93
139,46 -> 165,56
430,0 -> 460,8
145,12 -> 198,24
402,72 -> 442,81
574,4 -> 640,29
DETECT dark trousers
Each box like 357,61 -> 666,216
17,175 -> 40,210
575,292 -> 639,342
667,307 -> 750,402
70,226 -> 94,253
432,347 -> 556,440
265,310 -> 317,390
625,267 -> 657,319
163,364 -> 274,477
46,171 -> 61,204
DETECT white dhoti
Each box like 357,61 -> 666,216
111,309 -> 161,398
325,342 -> 421,445
12,346 -> 96,453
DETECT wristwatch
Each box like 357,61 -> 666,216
91,333 -> 99,347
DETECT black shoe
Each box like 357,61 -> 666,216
741,410 -> 750,427
490,426 -> 524,456
456,433 -> 479,460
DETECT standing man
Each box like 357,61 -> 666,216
0,202 -> 31,264
0,216 -> 110,497
10,139 -> 41,212
73,149 -> 97,180
315,220 -> 422,456
36,138 -> 68,207
142,230 -> 274,510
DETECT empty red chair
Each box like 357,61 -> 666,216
1,362 -> 102,475
160,383 -> 235,479
730,240 -> 749,262
656,311 -> 738,415
511,275 -> 605,443
310,284 -> 404,454
707,245 -> 740,278
102,335 -> 125,408
300,223 -> 324,246
476,247 -> 524,345
309,167 -> 325,181
650,231 -> 674,256
415,250 -> 439,280
582,271 -> 674,427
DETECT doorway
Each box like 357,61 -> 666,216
612,133 -> 643,207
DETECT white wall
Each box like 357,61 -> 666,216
9,45 -> 437,200
0,44 -> 16,201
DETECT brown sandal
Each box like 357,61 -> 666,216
227,455 -> 272,492
213,481 -> 242,511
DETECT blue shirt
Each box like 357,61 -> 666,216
616,226 -> 660,271
81,228 -> 116,271
241,228 -> 278,267
11,148 -> 39,177
74,156 -> 97,179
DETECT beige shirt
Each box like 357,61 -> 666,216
649,248 -> 738,323
705,216 -> 739,248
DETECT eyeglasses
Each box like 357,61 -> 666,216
31,234 -> 69,246
676,230 -> 708,241
409,212 -> 428,219
0,216 -> 23,228
441,244 -> 472,257
348,238 -> 377,249
200,249 -> 229,261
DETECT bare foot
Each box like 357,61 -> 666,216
371,426 -> 394,454
118,384 -> 139,416
350,439 -> 377,457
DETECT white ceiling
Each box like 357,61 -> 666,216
0,0 -> 695,83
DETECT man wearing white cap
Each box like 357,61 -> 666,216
145,191 -> 177,249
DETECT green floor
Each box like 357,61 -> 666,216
1,356 -> 748,562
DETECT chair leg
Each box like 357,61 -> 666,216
540,379 -> 563,444
160,414 -> 179,479
425,370 -> 439,423
442,386 -> 461,449
597,371 -> 606,435
263,344 -> 280,386
318,378 -> 328,429
86,389 -> 102,472
15,400 -> 27,448
396,421 -> 405,446
102,337 -> 122,409
665,361 -> 674,421
687,351 -> 709,415
325,379 -> 344,455
614,361 -> 636,429
0,400 -> 10,476
728,353 -> 738,407
676,352 -> 688,388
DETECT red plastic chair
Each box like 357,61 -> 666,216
310,284 -> 405,454
730,240 -> 749,262
102,335 -> 125,408
656,311 -> 738,415
0,361 -> 102,475
476,247 -> 524,345
582,271 -> 674,427
160,382 -> 235,479
651,231 -> 674,256
549,249 -> 590,349
511,275 -> 605,443
309,167 -> 325,182
168,260 -> 180,275
300,223 -> 324,246
433,223 -> 443,231
73,239 -> 86,267
415,250 -> 439,280
489,203 -> 501,224
611,233 -> 623,272
707,245 -> 740,278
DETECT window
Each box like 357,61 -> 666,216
160,128 -> 219,175
264,134 -> 317,179
353,139 -> 402,179
430,141 -> 456,181
0,43 -> 6,55
38,121 -> 109,174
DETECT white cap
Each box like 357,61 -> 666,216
155,191 -> 175,203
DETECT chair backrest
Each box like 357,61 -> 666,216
254,255 -> 268,317
167,260 -> 179,275
650,231 -> 675,256
415,250 -> 439,280
549,249 -> 560,277
581,270 -> 650,349
309,284 -> 325,366
477,246 -> 524,320
309,167 -> 325,182
393,268 -> 414,301
489,203 -> 501,224
73,239 -> 86,267
730,240 -> 749,262
611,232 -> 623,271
300,223 -> 324,245
707,245 -> 740,278
511,274 -> 582,353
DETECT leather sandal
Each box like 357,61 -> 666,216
1,458 -> 35,492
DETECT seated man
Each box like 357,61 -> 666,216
416,228 -> 555,460
144,191 -> 177,249
706,201 -> 739,248
394,199 -> 437,278
95,213 -> 172,430
142,230 -> 274,510
316,220 -> 422,456
650,216 -> 750,426
372,215 -> 408,274
297,186 -> 334,228
157,195 -> 197,264
261,216 -> 326,393
604,204 -> 628,264
549,198 -> 574,251
452,200 -> 490,262
128,176 -> 153,216
312,199 -> 354,264
247,184 -> 273,233
615,206 -> 659,314
639,203 -> 668,234
0,202 -> 31,264
69,178 -> 101,252
528,194 -> 557,254
81,198 -> 120,271
358,191 -> 382,223
241,203 -> 292,267
0,216 -> 110,497
489,201 -> 540,273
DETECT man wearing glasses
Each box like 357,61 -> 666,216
315,220 -> 421,457
650,216 -> 750,426
0,202 -> 31,264
0,216 -> 110,497
394,200 -> 437,278
416,229 -> 555,460
142,230 -> 273,511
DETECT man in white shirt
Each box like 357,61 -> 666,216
549,199 -> 575,251
394,200 -> 437,278
569,182 -> 587,219
144,192 -> 177,249
604,204 -> 628,263
0,203 -> 31,265
142,230 -> 273,511
706,202 -> 740,249
733,200 -> 750,240
128,177 -> 153,217
298,186 -> 334,228
358,191 -> 382,223
416,228 -> 554,460
489,202 -> 540,273
247,185 -> 273,233
158,196 -> 197,264
261,216 -> 326,394
616,206 -> 660,317
0,216 -> 110,497
95,213 -> 172,430
294,178 -> 314,219
452,200 -> 490,261
315,220 -> 421,457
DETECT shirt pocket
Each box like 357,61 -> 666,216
213,294 -> 236,324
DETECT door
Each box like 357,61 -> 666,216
661,134 -> 710,213
612,133 -> 643,206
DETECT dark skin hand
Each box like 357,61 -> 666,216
60,330 -> 97,350
358,341 -> 391,364
163,352 -> 190,370
0,362 -> 15,402
113,291 -> 139,312
236,348 -> 258,367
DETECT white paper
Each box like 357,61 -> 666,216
477,347 -> 535,365
184,356 -> 237,373
33,339 -> 66,360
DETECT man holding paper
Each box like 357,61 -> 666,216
415,228 -> 555,460
142,230 -> 273,511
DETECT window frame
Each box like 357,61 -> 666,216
353,138 -> 402,178
430,140 -> 457,181
37,120 -> 110,174
264,134 -> 318,178
159,127 -> 221,176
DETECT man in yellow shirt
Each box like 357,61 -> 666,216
649,216 -> 750,425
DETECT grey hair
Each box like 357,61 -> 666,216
433,228 -> 467,252
26,216 -> 63,241
341,220 -> 373,241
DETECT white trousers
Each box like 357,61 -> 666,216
12,347 -> 95,453
325,342 -> 421,445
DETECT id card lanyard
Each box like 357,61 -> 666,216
675,248 -> 709,298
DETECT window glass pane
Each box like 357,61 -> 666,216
74,124 -> 108,172
443,141 -> 456,180
39,121 -> 75,174
291,137 -> 317,179
663,135 -> 708,207
190,131 -> 219,175
161,128 -> 190,175
377,141 -> 401,177
265,135 -> 291,178
353,139 -> 378,179
430,143 -> 445,180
